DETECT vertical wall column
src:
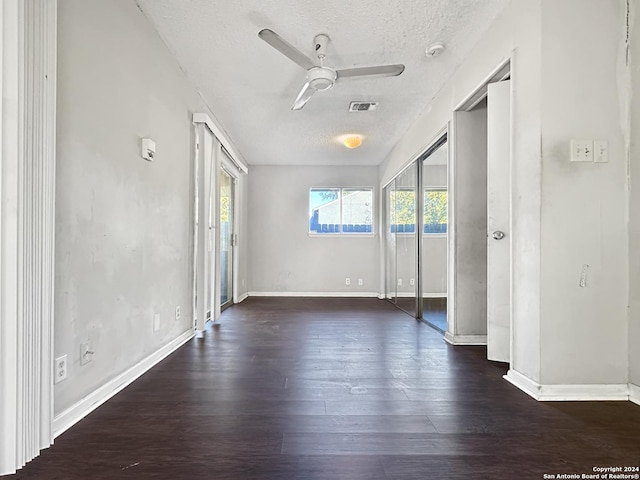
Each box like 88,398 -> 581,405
0,0 -> 56,474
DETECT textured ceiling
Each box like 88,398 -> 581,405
136,0 -> 510,166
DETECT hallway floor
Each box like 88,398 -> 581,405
11,297 -> 640,479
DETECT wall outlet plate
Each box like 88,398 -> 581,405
153,313 -> 160,332
175,305 -> 181,320
345,278 -> 351,286
358,278 -> 363,286
54,355 -> 67,384
570,139 -> 594,162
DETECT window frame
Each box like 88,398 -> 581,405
308,186 -> 375,237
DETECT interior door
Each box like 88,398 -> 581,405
486,80 -> 511,362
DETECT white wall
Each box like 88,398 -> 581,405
55,0 -> 209,414
248,165 -> 380,295
380,0 -> 632,390
539,0 -> 628,385
379,0 -> 542,380
629,1 -> 640,388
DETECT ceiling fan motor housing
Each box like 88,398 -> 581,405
307,66 -> 337,91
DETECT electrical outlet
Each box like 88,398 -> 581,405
153,313 -> 160,332
80,342 -> 93,366
175,305 -> 181,320
358,278 -> 363,286
345,277 -> 351,286
570,140 -> 593,162
397,278 -> 403,286
54,355 -> 67,384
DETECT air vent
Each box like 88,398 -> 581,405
349,102 -> 378,112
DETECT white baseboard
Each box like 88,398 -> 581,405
248,291 -> 381,298
53,329 -> 194,438
505,369 -> 630,401
444,332 -> 487,345
630,383 -> 640,406
394,292 -> 447,298
504,369 -> 542,400
236,292 -> 249,303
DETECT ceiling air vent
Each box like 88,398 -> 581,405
349,102 -> 379,112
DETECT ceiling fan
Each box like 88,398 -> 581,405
258,29 -> 405,110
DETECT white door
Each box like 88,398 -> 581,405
486,80 -> 511,362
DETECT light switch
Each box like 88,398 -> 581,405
570,140 -> 593,162
594,140 -> 609,163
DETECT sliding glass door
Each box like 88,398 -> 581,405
219,167 -> 234,310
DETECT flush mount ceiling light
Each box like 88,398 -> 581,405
343,135 -> 363,149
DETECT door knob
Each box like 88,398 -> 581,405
492,231 -> 505,240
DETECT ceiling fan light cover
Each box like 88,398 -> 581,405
308,67 -> 337,91
344,136 -> 363,149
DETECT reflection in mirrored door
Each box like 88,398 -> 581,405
219,167 -> 234,310
385,183 -> 398,305
421,139 -> 448,332
384,134 -> 448,331
385,163 -> 418,317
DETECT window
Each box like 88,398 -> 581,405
309,188 -> 373,234
388,188 -> 448,234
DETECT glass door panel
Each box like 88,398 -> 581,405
220,168 -> 234,309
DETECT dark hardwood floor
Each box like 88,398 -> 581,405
11,297 -> 640,479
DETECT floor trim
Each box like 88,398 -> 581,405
444,332 -> 487,345
52,329 -> 195,438
248,291 -> 381,298
505,370 -> 630,401
630,383 -> 640,406
236,292 -> 249,303
504,369 -> 543,400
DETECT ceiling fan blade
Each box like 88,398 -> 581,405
292,82 -> 316,110
258,29 -> 315,71
336,64 -> 405,79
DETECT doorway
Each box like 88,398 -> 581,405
450,60 -> 511,362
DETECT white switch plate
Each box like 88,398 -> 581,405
594,140 -> 609,163
153,313 -> 160,332
358,278 -> 363,286
54,355 -> 67,384
410,278 -> 415,286
570,140 -> 593,162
